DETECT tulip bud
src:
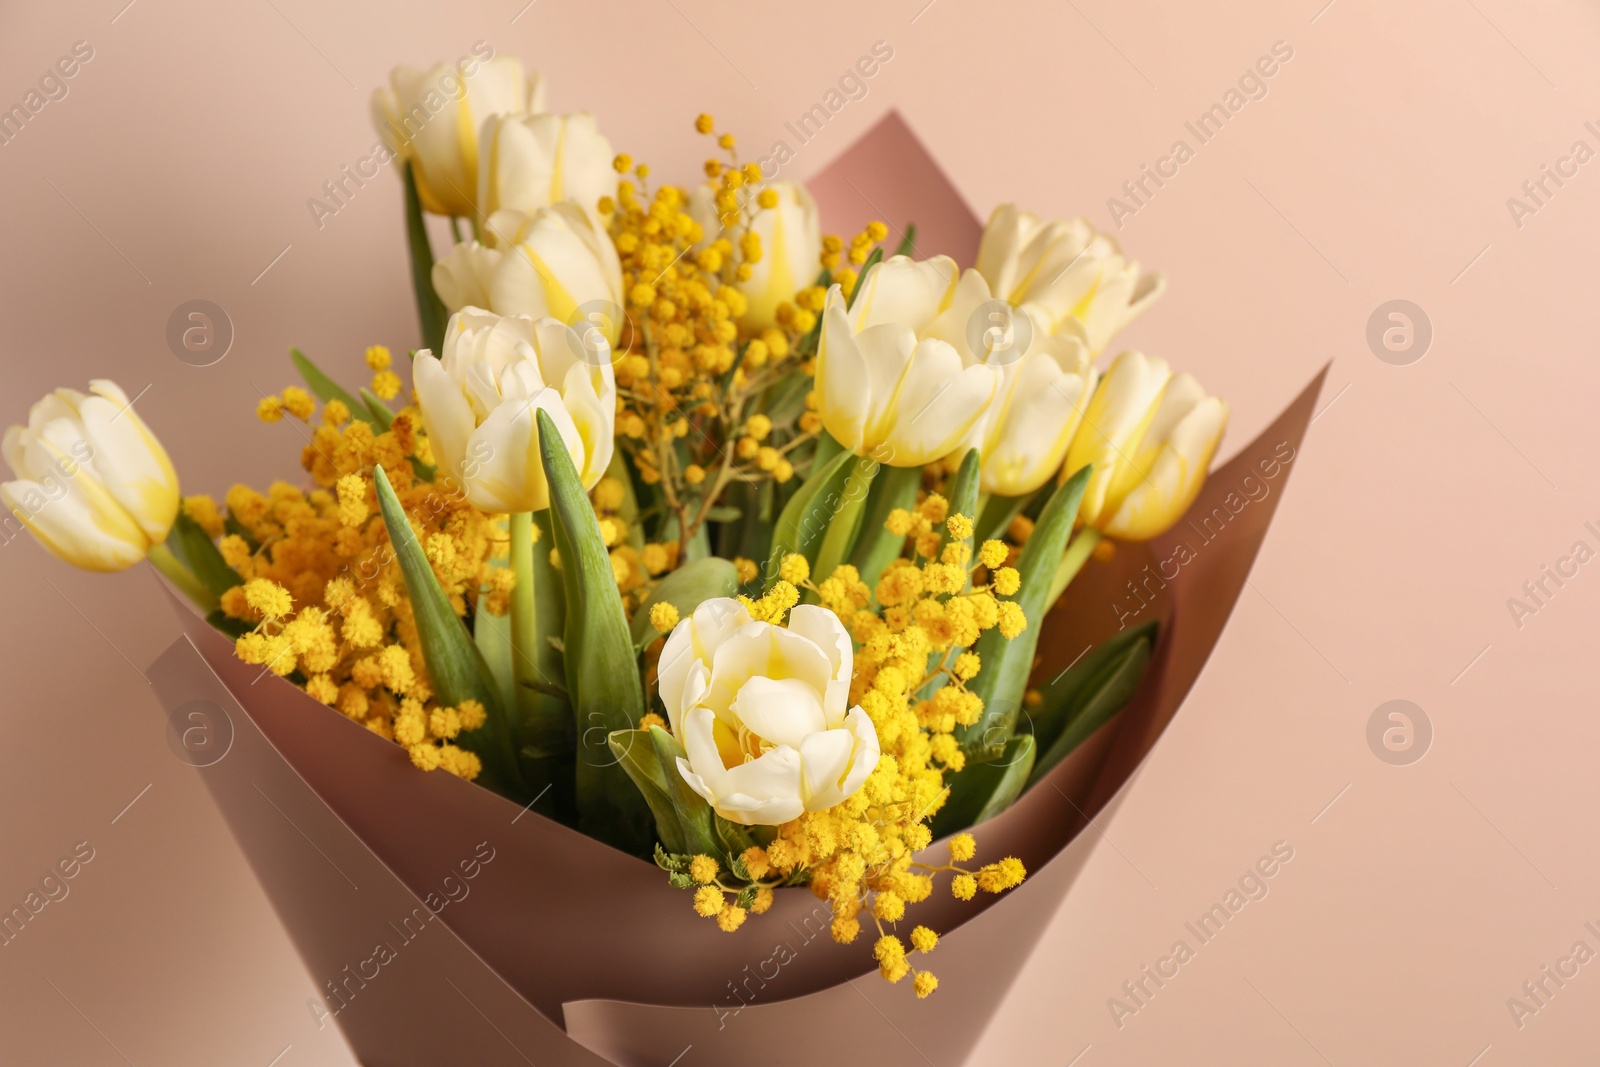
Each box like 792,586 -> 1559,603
372,56 -> 544,217
1064,351 -> 1227,541
814,256 -> 999,468
689,180 -> 821,331
924,270 -> 1098,497
433,203 -> 624,346
478,111 -> 617,218
413,307 -> 616,514
1,380 -> 180,571
976,204 -> 1165,354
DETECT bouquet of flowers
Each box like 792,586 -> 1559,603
4,49 -> 1274,1063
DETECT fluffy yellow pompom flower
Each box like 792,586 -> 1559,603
650,601 -> 681,633
457,699 -> 487,731
911,926 -> 939,953
913,971 -> 939,998
992,567 -> 1021,597
688,854 -> 719,885
948,833 -> 977,863
370,370 -> 401,401
243,578 -> 293,620
693,885 -> 724,917
977,857 -> 1027,892
778,552 -> 809,585
951,874 -> 977,901
281,387 -> 316,420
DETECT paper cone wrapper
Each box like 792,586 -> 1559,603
146,114 -> 1327,1065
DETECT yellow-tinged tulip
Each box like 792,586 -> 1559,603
432,203 -> 624,345
1,380 -> 179,571
372,55 -> 544,217
478,111 -> 616,217
923,270 -> 1098,497
976,204 -> 1165,355
688,180 -> 821,331
658,598 -> 879,825
413,307 -> 615,514
814,256 -> 1000,467
1064,351 -> 1227,541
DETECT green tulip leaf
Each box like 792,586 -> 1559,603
290,348 -> 375,427
1029,626 -> 1155,788
958,464 -> 1091,755
891,223 -> 917,258
535,409 -> 652,853
809,455 -> 878,595
164,509 -> 240,603
647,726 -> 720,859
974,489 -> 1032,547
359,388 -> 396,430
939,448 -> 982,563
767,445 -> 860,580
931,734 -> 1036,836
402,161 -> 448,354
847,463 -> 922,588
372,465 -> 524,796
608,729 -> 688,856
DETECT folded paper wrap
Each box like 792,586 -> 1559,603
146,112 -> 1326,1066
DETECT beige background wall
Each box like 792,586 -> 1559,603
1,0 -> 1597,1062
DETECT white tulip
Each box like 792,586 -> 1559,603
372,55 -> 544,217
976,204 -> 1165,354
433,203 -> 624,345
1065,350 -> 1228,541
1,380 -> 179,572
688,180 -> 821,330
479,111 -> 617,217
924,270 -> 1099,497
413,307 -> 615,514
657,599 -> 880,826
814,256 -> 999,468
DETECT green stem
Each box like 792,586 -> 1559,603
1047,527 -> 1101,608
450,216 -> 465,244
809,458 -> 877,595
508,512 -> 540,720
148,544 -> 216,612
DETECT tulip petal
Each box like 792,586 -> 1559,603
559,360 -> 614,488
432,242 -> 503,312
785,604 -> 854,721
76,382 -> 179,543
715,747 -> 806,825
798,727 -> 857,809
731,676 -> 828,749
848,255 -> 958,333
878,339 -> 998,467
1066,350 -> 1170,523
705,623 -> 835,721
1103,396 -> 1228,541
460,395 -> 536,513
657,598 -> 751,732
980,357 -> 1095,497
412,353 -> 475,485
815,295 -> 875,453
838,706 -> 880,801
1,479 -> 147,571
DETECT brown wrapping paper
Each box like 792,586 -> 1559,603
144,114 -> 1327,1064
